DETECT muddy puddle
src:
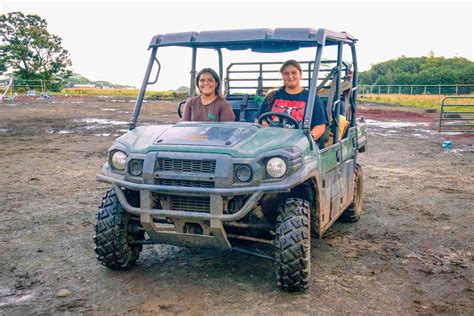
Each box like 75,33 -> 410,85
366,119 -> 433,137
44,118 -> 131,137
0,287 -> 37,308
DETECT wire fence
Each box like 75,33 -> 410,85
0,77 -> 134,98
2,77 -> 474,97
0,78 -> 71,94
359,84 -> 474,95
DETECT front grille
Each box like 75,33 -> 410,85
170,196 -> 210,212
156,158 -> 216,174
157,179 -> 214,188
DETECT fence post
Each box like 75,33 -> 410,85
349,84 -> 471,95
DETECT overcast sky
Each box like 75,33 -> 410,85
2,0 -> 473,90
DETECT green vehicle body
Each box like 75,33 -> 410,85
94,28 -> 368,292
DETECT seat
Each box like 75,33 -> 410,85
226,95 -> 260,122
324,115 -> 350,147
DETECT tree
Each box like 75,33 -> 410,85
359,56 -> 474,86
0,12 -> 72,88
175,86 -> 190,93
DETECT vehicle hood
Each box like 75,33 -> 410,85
116,122 -> 309,158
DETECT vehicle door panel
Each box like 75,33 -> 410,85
319,144 -> 342,226
339,127 -> 357,210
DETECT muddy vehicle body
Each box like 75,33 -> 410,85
94,28 -> 367,291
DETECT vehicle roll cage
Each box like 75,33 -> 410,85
224,60 -> 351,96
130,28 -> 358,138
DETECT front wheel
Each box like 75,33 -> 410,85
275,198 -> 311,292
339,164 -> 364,222
94,188 -> 144,269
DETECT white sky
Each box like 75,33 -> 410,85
1,0 -> 473,90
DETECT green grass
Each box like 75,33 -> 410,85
52,88 -> 187,100
358,94 -> 474,112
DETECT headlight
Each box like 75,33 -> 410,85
129,159 -> 143,176
266,157 -> 287,178
111,151 -> 127,170
235,165 -> 252,182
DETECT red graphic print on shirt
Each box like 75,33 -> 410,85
271,99 -> 307,121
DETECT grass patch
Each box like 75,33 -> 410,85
55,88 -> 187,100
358,94 -> 474,112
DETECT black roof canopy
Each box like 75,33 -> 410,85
149,28 -> 357,52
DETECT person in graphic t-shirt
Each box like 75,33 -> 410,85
256,60 -> 328,145
182,68 -> 235,122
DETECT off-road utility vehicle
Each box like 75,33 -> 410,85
94,28 -> 367,292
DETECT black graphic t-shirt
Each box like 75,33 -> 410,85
257,87 -> 328,128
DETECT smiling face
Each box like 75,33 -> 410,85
281,65 -> 302,90
198,72 -> 217,97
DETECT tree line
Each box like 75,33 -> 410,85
359,56 -> 474,86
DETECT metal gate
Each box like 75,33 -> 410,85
439,96 -> 474,133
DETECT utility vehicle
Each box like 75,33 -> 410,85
94,28 -> 367,292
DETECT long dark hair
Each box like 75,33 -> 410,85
196,68 -> 221,96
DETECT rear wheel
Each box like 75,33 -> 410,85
339,164 -> 364,222
94,188 -> 144,269
275,198 -> 311,292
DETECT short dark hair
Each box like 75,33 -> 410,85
196,68 -> 221,96
280,59 -> 302,75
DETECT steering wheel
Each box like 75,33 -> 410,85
257,112 -> 300,129
176,100 -> 187,119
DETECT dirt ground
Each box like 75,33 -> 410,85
0,97 -> 473,315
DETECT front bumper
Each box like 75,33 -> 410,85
96,148 -> 317,249
97,177 -> 265,221
97,178 -> 268,249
